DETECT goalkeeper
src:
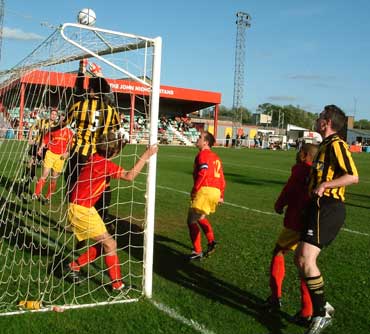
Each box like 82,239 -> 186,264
65,132 -> 157,290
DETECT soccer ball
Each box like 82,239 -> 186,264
77,8 -> 96,26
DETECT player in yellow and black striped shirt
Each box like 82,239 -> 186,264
64,60 -> 121,223
22,109 -> 59,184
65,62 -> 120,188
295,105 -> 359,334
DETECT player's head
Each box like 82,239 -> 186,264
88,77 -> 111,95
96,131 -> 126,159
196,131 -> 215,150
49,108 -> 58,122
316,104 -> 346,133
297,143 -> 318,164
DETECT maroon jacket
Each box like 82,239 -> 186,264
274,161 -> 312,231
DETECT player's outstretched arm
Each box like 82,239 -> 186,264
120,144 -> 158,182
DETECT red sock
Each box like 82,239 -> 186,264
269,254 -> 285,299
188,223 -> 202,253
72,245 -> 101,270
198,218 -> 214,244
105,254 -> 122,282
46,180 -> 57,199
34,178 -> 46,196
300,278 -> 313,318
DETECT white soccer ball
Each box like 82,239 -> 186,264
77,8 -> 96,26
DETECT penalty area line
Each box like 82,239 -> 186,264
150,300 -> 216,334
155,184 -> 369,237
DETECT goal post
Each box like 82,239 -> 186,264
0,22 -> 162,315
144,36 -> 161,299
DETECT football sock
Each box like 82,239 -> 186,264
305,275 -> 326,317
22,166 -> 30,179
73,244 -> 101,270
34,178 -> 46,196
188,223 -> 202,253
30,163 -> 36,179
198,218 -> 214,244
269,254 -> 285,299
105,254 -> 122,282
46,180 -> 57,199
300,278 -> 313,318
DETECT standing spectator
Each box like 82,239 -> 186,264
254,134 -> 259,148
187,131 -> 226,260
263,143 -> 318,327
33,120 -> 74,202
225,133 -> 230,147
65,132 -> 158,290
295,105 -> 359,334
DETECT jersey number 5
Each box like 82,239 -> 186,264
90,110 -> 101,132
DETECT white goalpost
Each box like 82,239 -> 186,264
0,21 -> 161,315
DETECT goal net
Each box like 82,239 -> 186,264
0,22 -> 161,315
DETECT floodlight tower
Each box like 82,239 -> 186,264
232,11 -> 251,133
0,0 -> 4,61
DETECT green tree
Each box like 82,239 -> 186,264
256,103 -> 317,129
218,105 -> 252,124
354,119 -> 370,129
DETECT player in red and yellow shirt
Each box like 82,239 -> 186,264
263,143 -> 318,325
33,119 -> 74,202
187,131 -> 226,260
66,132 -> 157,290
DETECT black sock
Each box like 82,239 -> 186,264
305,275 -> 326,317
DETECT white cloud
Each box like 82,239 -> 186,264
268,95 -> 298,102
2,27 -> 43,41
288,74 -> 336,81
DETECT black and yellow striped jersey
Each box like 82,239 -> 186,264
30,118 -> 58,146
309,134 -> 358,201
67,97 -> 120,157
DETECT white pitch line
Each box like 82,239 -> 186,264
155,184 -> 369,237
150,300 -> 216,334
342,228 -> 369,236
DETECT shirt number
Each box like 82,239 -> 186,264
90,110 -> 101,132
213,160 -> 221,178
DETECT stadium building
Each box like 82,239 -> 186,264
0,69 -> 222,142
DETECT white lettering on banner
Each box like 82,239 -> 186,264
110,83 -> 175,96
135,86 -> 150,92
160,89 -> 174,95
121,84 -> 135,90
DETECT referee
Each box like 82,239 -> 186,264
295,105 -> 359,334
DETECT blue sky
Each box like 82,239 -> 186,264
1,0 -> 370,120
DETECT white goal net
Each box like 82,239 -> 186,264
0,22 -> 161,315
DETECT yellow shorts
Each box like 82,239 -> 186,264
68,203 -> 107,241
276,227 -> 300,251
191,186 -> 221,215
44,150 -> 65,174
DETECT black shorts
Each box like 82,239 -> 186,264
301,196 -> 346,249
28,144 -> 38,157
28,145 -> 47,161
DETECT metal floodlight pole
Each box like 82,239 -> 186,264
232,11 -> 251,138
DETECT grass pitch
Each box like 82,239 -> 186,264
0,144 -> 369,334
